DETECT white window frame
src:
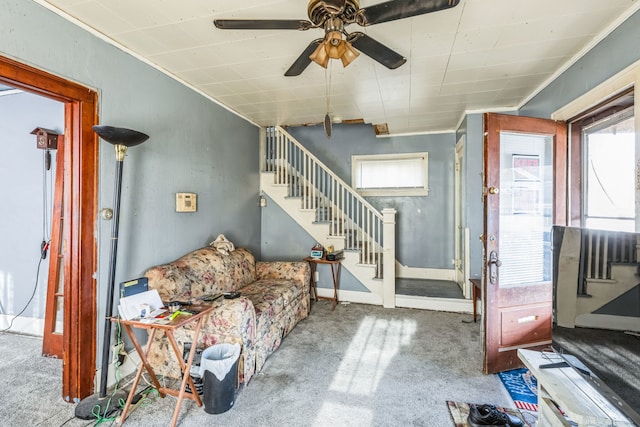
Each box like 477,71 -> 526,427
351,152 -> 429,197
582,106 -> 635,232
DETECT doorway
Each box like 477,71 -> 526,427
0,55 -> 99,401
483,113 -> 567,374
0,87 -> 63,344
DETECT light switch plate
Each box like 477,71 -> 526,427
176,192 -> 197,212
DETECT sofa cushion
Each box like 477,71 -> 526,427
240,279 -> 302,324
188,247 -> 257,297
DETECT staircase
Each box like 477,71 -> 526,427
260,126 -> 396,308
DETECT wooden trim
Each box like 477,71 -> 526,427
0,57 -> 94,103
42,136 -> 65,358
0,55 -> 98,401
569,124 -> 583,226
553,121 -> 568,227
567,88 -> 634,227
483,113 -> 501,373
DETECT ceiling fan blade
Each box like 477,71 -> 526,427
348,32 -> 406,69
357,0 -> 460,26
214,19 -> 314,30
285,39 -> 324,76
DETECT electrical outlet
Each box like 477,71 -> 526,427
116,353 -> 126,367
112,343 -> 127,367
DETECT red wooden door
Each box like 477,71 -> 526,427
483,113 -> 567,373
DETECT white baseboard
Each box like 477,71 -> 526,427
316,287 -> 382,306
395,295 -> 474,314
0,315 -> 44,336
575,313 -> 640,332
395,263 -> 456,281
316,288 -> 474,314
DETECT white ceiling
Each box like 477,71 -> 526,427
40,0 -> 640,135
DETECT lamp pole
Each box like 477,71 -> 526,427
98,142 -> 128,398
75,125 -> 149,420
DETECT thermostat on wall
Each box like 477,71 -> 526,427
176,193 -> 197,212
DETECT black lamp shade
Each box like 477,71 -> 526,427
93,125 -> 149,147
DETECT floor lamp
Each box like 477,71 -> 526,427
75,125 -> 149,419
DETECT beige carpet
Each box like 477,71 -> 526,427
0,301 -> 516,426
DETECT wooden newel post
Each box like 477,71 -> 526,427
382,208 -> 396,308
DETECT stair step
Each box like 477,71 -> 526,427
261,158 -> 389,296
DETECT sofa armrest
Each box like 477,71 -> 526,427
255,261 -> 311,294
144,263 -> 192,302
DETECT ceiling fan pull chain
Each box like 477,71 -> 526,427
326,63 -> 332,114
324,63 -> 333,139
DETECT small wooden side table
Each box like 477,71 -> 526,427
115,304 -> 214,427
469,278 -> 482,323
304,256 -> 342,311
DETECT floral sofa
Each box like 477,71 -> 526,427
144,245 -> 311,384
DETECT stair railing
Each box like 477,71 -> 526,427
579,228 -> 639,294
263,126 -> 392,281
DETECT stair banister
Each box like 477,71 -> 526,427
262,126 -> 396,307
271,126 -> 383,222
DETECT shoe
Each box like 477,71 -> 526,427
467,404 -> 524,427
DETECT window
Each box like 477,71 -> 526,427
583,108 -> 635,231
569,88 -> 635,231
352,152 -> 428,196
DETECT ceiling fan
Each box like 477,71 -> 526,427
214,0 -> 460,76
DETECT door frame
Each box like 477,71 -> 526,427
483,112 -> 567,373
0,55 -> 99,400
454,135 -> 471,297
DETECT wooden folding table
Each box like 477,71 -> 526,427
305,256 -> 342,311
115,305 -> 213,426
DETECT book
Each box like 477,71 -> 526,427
120,277 -> 148,298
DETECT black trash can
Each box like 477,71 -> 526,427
199,343 -> 240,414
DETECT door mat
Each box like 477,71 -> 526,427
497,368 -> 539,425
497,368 -> 538,411
446,401 -> 532,427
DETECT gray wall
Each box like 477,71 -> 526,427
266,123 -> 457,270
518,9 -> 640,318
261,193 -> 369,292
520,9 -> 640,119
0,91 -> 63,324
1,0 -> 260,349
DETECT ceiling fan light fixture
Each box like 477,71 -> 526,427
215,0 -> 462,76
325,31 -> 345,59
340,41 -> 360,67
310,41 -> 330,68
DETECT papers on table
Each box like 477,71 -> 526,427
118,289 -> 165,320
